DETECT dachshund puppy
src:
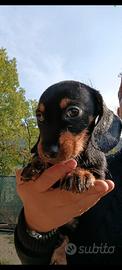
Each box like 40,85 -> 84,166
21,80 -> 122,264
21,80 -> 121,192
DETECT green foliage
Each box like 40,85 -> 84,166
0,48 -> 39,175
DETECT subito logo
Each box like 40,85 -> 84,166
65,243 -> 77,255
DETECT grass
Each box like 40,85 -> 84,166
0,258 -> 11,265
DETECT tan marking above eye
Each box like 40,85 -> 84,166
38,102 -> 45,113
36,103 -> 45,121
60,98 -> 71,109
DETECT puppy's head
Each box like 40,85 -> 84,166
34,81 -> 101,164
33,80 -> 122,164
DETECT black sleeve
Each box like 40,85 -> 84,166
14,208 -> 61,265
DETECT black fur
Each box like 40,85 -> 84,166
21,80 -> 122,192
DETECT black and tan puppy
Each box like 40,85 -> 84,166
21,80 -> 122,264
21,80 -> 121,193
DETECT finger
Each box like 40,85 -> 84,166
87,179 -> 115,195
104,180 -> 115,192
33,159 -> 77,192
74,180 -> 115,216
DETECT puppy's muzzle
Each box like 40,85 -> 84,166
42,144 -> 59,158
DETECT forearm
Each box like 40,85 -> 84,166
14,208 -> 61,265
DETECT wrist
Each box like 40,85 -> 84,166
24,203 -> 59,239
15,208 -> 61,256
24,210 -> 56,233
26,227 -> 58,241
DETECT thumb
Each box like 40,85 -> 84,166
34,159 -> 77,192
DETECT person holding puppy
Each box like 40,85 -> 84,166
15,160 -> 114,265
14,80 -> 122,265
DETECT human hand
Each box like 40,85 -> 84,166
16,159 -> 114,232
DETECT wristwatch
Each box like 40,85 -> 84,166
26,227 -> 58,241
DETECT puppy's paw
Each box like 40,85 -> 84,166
21,157 -> 45,181
60,168 -> 95,193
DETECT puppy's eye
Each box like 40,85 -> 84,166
64,106 -> 82,119
36,113 -> 44,122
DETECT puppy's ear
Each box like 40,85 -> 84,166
91,91 -> 122,153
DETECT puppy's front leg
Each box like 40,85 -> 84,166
60,167 -> 95,193
21,155 -> 46,181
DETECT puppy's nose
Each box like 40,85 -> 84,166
44,144 -> 59,158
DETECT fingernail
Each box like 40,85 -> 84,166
94,182 -> 108,193
63,159 -> 77,168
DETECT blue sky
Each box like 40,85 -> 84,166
0,5 -> 122,113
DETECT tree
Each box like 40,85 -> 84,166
20,99 -> 39,168
0,48 -> 39,175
